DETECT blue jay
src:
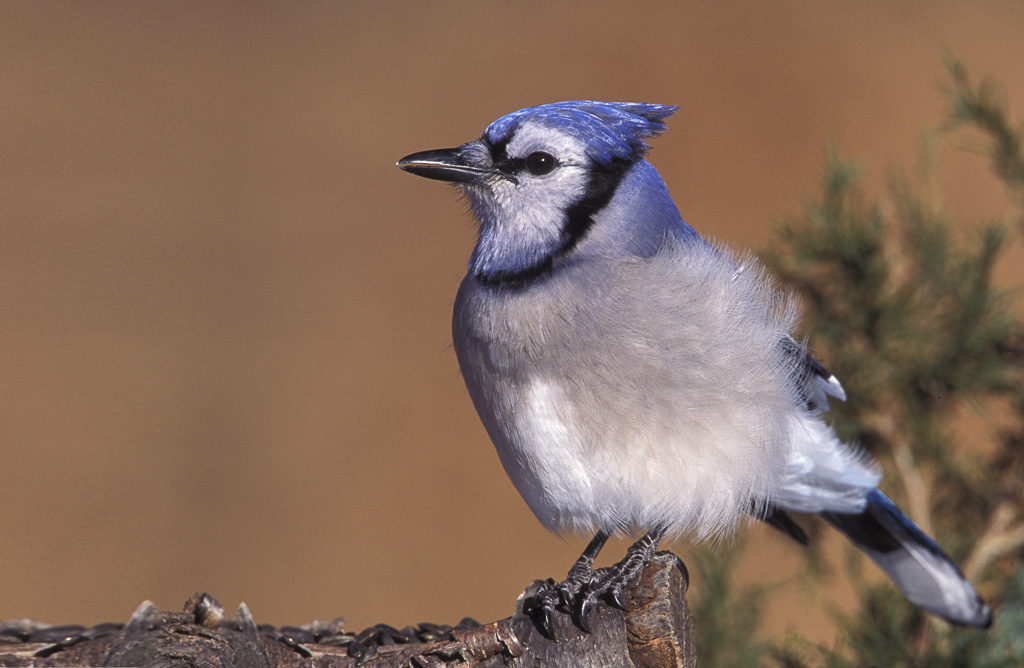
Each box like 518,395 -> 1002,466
397,101 -> 991,635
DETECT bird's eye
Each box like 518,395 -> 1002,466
524,151 -> 556,176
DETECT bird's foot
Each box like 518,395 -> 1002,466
523,530 -> 608,639
523,553 -> 604,639
523,528 -> 664,639
576,529 -> 662,622
522,578 -> 560,639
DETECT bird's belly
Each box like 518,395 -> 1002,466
496,375 -> 607,532
457,341 -> 781,540
452,269 -> 794,541
456,346 -> 602,532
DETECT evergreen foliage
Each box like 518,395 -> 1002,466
691,57 -> 1024,667
691,547 -> 773,667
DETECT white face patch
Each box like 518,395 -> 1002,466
464,120 -> 596,281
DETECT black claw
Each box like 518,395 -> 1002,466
523,529 -> 664,639
524,583 -> 559,640
576,591 -> 595,632
607,587 -> 627,611
536,604 -> 555,640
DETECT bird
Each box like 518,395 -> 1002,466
396,100 -> 992,636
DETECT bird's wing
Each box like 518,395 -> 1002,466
779,336 -> 846,413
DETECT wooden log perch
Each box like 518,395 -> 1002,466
0,552 -> 695,667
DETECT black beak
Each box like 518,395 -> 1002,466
396,147 -> 499,185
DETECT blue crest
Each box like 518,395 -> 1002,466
483,101 -> 677,164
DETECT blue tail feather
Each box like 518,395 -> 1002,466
823,490 -> 991,628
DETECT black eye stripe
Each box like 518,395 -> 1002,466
483,137 -> 560,176
499,154 -> 557,174
484,135 -> 510,163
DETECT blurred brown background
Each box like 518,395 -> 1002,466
2,1 -> 1023,645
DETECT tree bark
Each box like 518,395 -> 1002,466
0,552 -> 695,667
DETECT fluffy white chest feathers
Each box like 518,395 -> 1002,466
453,239 -> 804,540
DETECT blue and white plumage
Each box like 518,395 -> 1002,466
398,101 -> 991,630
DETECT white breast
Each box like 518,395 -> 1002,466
452,239 -> 830,541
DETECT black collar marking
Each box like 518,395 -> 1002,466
477,137 -> 640,290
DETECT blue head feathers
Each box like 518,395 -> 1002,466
483,101 -> 678,165
396,100 -> 692,284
